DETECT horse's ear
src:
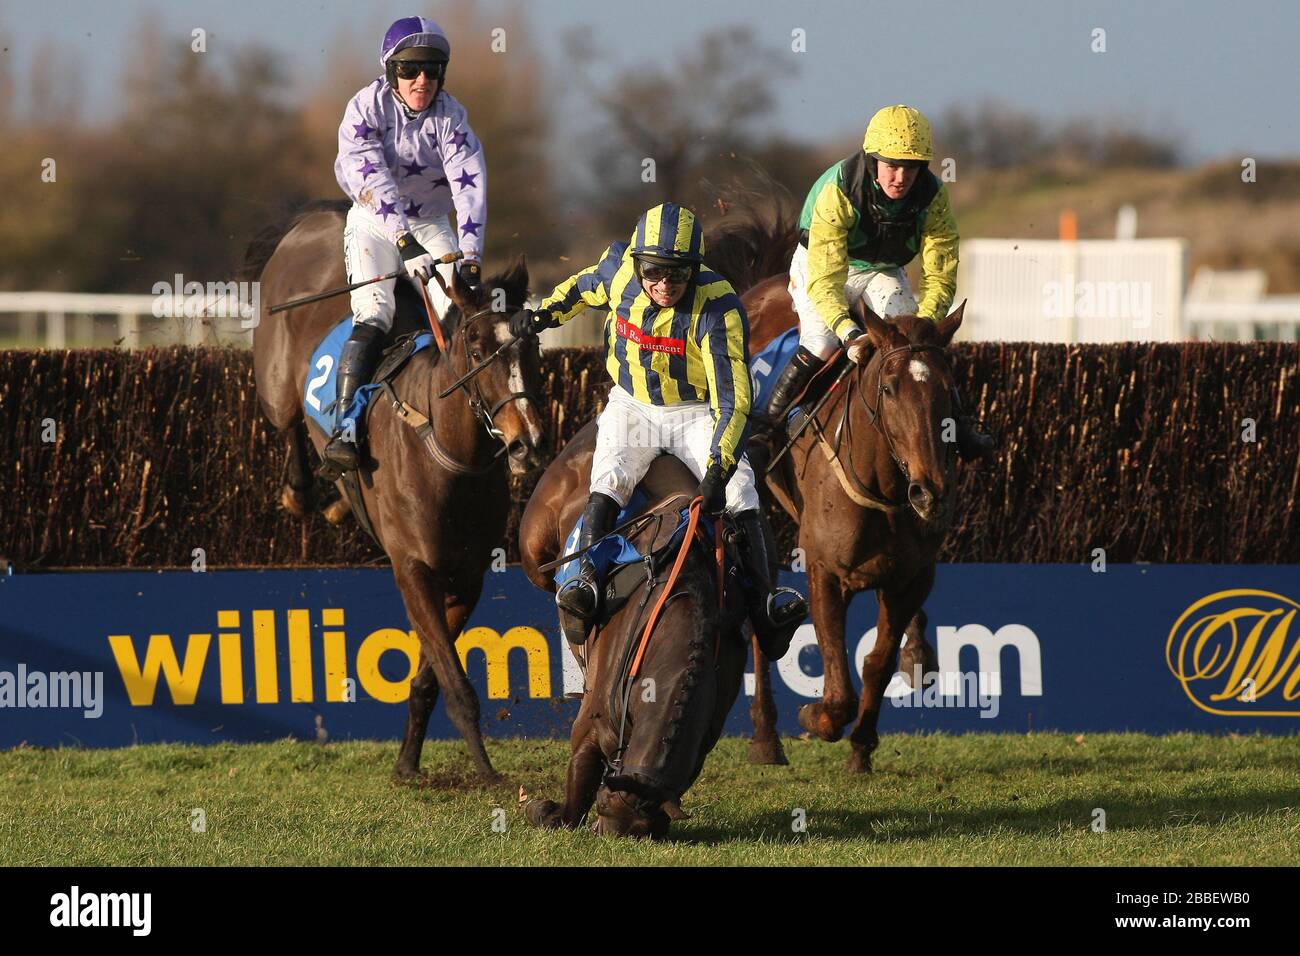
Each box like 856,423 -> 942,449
500,254 -> 529,299
854,298 -> 893,349
934,299 -> 965,348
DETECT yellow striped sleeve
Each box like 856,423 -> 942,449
700,303 -> 753,473
539,243 -> 620,324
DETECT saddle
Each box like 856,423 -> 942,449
308,322 -> 438,545
552,456 -> 748,649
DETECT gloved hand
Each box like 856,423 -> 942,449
508,308 -> 557,340
396,233 -> 435,281
458,259 -> 482,291
845,328 -> 872,366
696,463 -> 729,515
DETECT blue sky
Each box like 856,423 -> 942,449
4,0 -> 1298,161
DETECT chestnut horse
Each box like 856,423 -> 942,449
759,301 -> 962,772
247,200 -> 548,782
518,426 -> 749,837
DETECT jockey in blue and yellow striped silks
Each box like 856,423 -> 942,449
538,203 -> 752,476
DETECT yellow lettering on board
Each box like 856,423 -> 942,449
108,633 -> 211,706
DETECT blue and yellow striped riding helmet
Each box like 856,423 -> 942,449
629,203 -> 706,267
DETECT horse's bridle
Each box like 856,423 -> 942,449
835,340 -> 956,506
388,304 -> 541,476
450,304 -> 541,446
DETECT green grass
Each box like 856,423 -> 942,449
2,734 -> 1298,865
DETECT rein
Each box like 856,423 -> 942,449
808,340 -> 954,514
593,495 -> 728,782
381,305 -> 539,476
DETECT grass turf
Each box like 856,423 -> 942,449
2,733 -> 1297,866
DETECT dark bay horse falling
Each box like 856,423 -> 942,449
248,200 -> 548,781
518,434 -> 749,838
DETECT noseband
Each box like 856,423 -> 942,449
452,305 -> 541,445
855,341 -> 955,483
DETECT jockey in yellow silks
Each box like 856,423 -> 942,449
750,105 -> 993,468
510,203 -> 806,657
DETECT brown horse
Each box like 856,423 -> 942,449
247,199 -> 548,781
518,425 -> 749,837
747,288 -> 962,773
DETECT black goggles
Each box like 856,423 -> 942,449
393,60 -> 445,81
636,261 -> 692,284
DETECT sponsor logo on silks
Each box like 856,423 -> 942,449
614,315 -> 685,354
106,610 -> 551,706
49,886 -> 151,936
1166,589 -> 1300,716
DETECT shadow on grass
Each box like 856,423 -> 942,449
668,786 -> 1299,846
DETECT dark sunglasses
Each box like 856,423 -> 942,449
638,263 -> 692,284
394,60 -> 445,81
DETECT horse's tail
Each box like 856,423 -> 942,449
702,177 -> 802,296
238,198 -> 352,282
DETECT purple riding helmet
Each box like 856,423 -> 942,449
380,16 -> 452,89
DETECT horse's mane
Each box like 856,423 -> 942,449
702,182 -> 802,296
240,199 -> 352,282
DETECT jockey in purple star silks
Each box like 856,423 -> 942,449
323,15 -> 489,472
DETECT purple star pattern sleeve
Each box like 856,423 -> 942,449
335,85 -> 411,238
434,95 -> 487,261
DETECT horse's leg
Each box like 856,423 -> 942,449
524,721 -> 602,830
847,565 -> 935,773
796,563 -> 857,742
895,606 -> 938,689
393,654 -> 439,781
748,634 -> 788,765
392,558 -> 497,780
323,480 -> 352,525
279,421 -> 311,517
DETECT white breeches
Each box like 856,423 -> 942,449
343,203 -> 459,331
788,243 -> 918,359
589,386 -> 760,514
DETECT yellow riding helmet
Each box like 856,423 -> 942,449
862,105 -> 934,164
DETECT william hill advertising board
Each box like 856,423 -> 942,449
1,565 -> 1297,747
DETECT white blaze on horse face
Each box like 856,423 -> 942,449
495,321 -> 541,443
909,359 -> 930,383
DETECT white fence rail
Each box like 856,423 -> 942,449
6,244 -> 1300,349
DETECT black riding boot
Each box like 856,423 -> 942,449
950,385 -> 995,464
747,346 -> 827,477
556,492 -> 620,628
734,509 -> 808,660
321,323 -> 385,473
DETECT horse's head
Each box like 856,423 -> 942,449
854,299 -> 965,524
441,256 -> 549,474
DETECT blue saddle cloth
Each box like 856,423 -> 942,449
302,316 -> 434,441
748,326 -> 801,423
554,488 -> 717,591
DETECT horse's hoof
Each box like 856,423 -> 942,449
797,702 -> 844,742
522,797 -> 561,828
280,484 -> 308,517
323,496 -> 351,525
661,800 -> 691,821
846,750 -> 874,774
748,736 -> 790,765
392,766 -> 427,785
